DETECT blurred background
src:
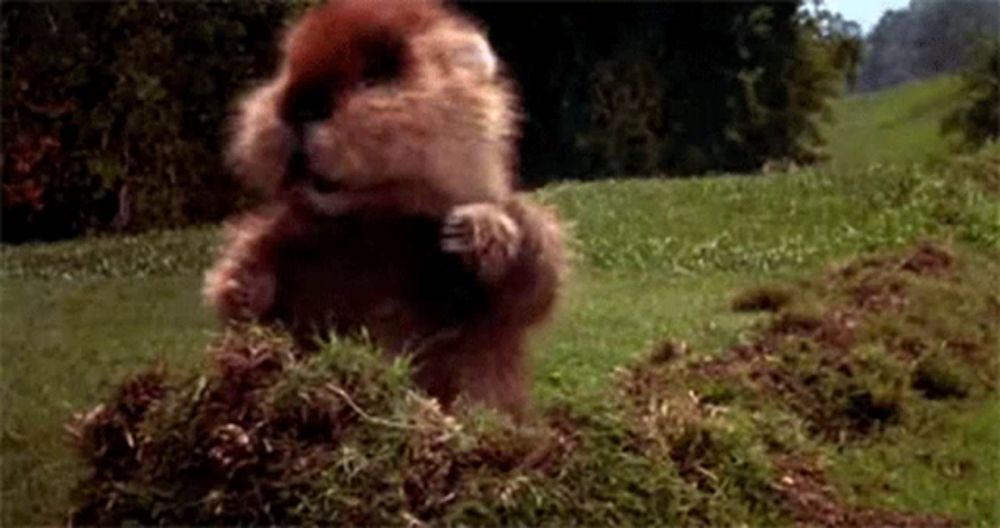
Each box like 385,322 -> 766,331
3,2 -> 1000,526
3,0 -> 996,243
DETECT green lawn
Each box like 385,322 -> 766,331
832,397 -> 1000,528
1,277 -> 211,523
824,76 -> 964,171
2,82 -> 998,524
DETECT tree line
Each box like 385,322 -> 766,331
3,1 -> 858,242
858,0 -> 999,92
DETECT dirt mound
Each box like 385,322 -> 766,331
67,328 -> 573,526
633,242 -> 996,526
899,243 -> 954,275
65,325 -> 788,526
693,242 -> 996,440
65,242 -> 995,525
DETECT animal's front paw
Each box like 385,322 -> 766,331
442,203 -> 521,282
204,261 -> 276,322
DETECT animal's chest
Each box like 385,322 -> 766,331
269,215 -> 486,346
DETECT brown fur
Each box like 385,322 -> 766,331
204,0 -> 566,417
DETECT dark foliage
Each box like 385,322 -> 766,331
3,1 -> 857,241
462,1 -> 859,182
942,40 -> 1000,148
1,1 -> 307,242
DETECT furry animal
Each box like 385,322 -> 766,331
203,0 -> 566,417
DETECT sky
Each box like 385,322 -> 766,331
824,0 -> 913,33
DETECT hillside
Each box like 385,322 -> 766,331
825,76 -> 963,171
2,90 -> 998,524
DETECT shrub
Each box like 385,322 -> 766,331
942,40 -> 1000,148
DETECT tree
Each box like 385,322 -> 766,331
4,1 -> 861,241
461,1 -> 860,182
858,0 -> 1000,92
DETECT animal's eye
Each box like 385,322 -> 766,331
358,32 -> 405,86
283,85 -> 332,125
361,53 -> 401,85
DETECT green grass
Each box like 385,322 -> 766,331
2,84 -> 998,524
0,277 -> 212,523
58,241 -> 999,526
825,76 -> 964,171
831,398 -> 1000,527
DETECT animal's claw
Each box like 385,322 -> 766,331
441,203 -> 520,281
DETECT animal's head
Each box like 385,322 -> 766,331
228,0 -> 518,216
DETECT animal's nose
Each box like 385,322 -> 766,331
288,144 -> 309,174
285,101 -> 329,125
281,85 -> 332,125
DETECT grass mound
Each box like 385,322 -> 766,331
629,241 -> 996,526
67,328 -> 577,525
65,326 -> 784,525
699,242 -> 998,441
66,242 -> 990,525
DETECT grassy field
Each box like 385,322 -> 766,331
2,79 -> 998,525
824,75 -> 964,172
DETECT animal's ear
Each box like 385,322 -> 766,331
447,33 -> 497,79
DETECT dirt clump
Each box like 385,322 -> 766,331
650,339 -> 690,364
899,243 -> 953,276
835,242 -> 953,281
731,285 -> 795,312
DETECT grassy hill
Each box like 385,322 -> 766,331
2,84 -> 998,524
824,76 -> 964,171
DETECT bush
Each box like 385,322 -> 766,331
942,40 -> 1000,148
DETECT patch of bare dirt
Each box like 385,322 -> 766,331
731,285 -> 794,312
836,242 -> 953,281
899,243 -> 954,276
